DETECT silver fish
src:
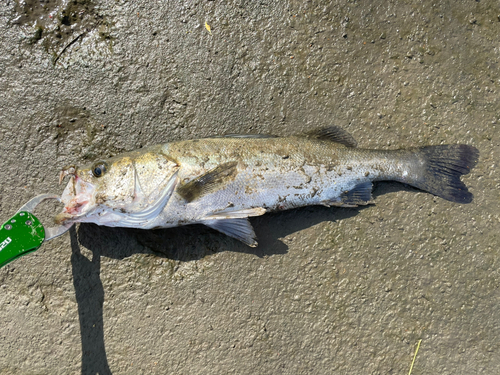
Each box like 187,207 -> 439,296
56,126 -> 479,246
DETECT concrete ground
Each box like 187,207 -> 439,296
0,0 -> 499,373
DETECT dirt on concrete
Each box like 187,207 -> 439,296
0,0 -> 499,374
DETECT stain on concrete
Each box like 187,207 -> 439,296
12,0 -> 112,63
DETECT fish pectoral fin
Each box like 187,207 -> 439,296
177,161 -> 238,202
205,207 -> 266,219
305,126 -> 358,148
202,218 -> 258,247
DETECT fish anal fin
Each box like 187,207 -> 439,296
323,181 -> 373,207
305,126 -> 357,148
341,181 -> 373,206
177,161 -> 238,202
203,218 -> 258,247
205,207 -> 266,219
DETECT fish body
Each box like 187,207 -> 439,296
56,127 -> 478,246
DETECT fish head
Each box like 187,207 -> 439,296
55,147 -> 179,226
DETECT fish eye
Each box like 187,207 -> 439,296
92,161 -> 108,178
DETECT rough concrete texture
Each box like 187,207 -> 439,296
0,0 -> 499,373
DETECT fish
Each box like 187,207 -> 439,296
55,126 -> 479,247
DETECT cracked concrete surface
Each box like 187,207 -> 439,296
0,0 -> 499,374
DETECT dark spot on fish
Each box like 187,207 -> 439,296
95,194 -> 106,204
365,171 -> 370,177
347,166 -> 352,170
282,155 -> 289,159
299,167 -> 312,184
311,187 -> 318,198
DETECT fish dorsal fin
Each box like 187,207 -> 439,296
202,218 -> 258,247
177,161 -> 238,202
305,126 -> 357,148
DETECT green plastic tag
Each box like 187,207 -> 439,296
0,211 -> 45,268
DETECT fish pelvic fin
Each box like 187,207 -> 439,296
200,207 -> 266,246
203,218 -> 258,247
305,126 -> 357,148
177,161 -> 238,202
404,145 -> 479,203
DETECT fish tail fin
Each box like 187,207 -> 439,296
401,145 -> 479,203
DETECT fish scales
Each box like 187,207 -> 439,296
164,137 -> 400,216
56,126 -> 479,246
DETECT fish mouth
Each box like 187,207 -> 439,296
55,171 -> 95,225
54,201 -> 90,224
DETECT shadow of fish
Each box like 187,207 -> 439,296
55,126 -> 479,246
